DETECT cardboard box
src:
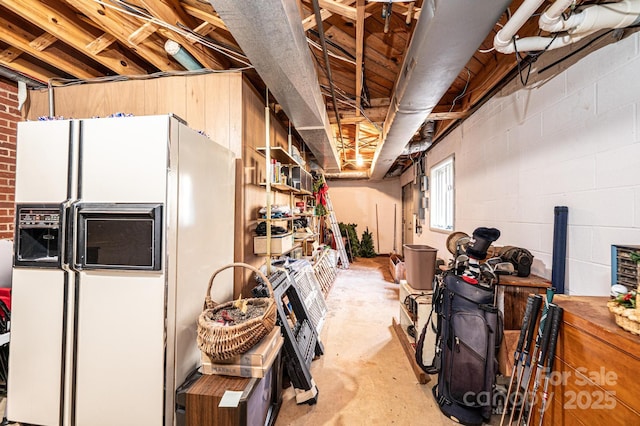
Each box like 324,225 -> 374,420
201,327 -> 283,378
253,232 -> 294,255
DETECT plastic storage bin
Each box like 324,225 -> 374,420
403,244 -> 437,290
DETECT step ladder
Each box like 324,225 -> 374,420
325,193 -> 350,269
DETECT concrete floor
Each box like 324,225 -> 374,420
0,256 -> 500,425
275,256 -> 460,426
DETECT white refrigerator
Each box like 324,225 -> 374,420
7,115 -> 236,426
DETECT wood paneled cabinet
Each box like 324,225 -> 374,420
495,274 -> 551,330
530,296 -> 640,425
176,354 -> 282,426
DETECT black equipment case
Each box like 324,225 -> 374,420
432,274 -> 502,425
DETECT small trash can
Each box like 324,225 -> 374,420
403,244 -> 437,290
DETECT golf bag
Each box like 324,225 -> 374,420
432,273 -> 502,426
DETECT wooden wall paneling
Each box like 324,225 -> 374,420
56,83 -> 107,118
27,88 -> 51,118
237,81 -> 297,295
239,83 -> 266,294
118,80 -> 148,115
142,77 -> 160,115
203,73 -> 230,154
151,76 -> 188,123
185,74 -> 207,134
228,76 -> 244,157
96,79 -> 145,116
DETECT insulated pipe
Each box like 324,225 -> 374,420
164,39 -> 203,70
494,0 -> 547,53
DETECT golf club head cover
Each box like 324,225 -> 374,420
466,227 -> 501,260
461,258 -> 481,284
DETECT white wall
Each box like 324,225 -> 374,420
408,32 -> 640,296
326,178 -> 402,255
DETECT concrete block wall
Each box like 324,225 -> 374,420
0,81 -> 18,240
414,32 -> 640,296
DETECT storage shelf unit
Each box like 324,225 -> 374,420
255,145 -> 316,264
611,244 -> 640,291
256,147 -> 312,194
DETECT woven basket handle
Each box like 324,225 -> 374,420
204,262 -> 274,309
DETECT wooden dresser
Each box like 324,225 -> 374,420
530,296 -> 640,425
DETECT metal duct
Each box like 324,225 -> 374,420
324,170 -> 371,180
402,120 -> 434,155
209,0 -> 341,172
0,64 -> 45,88
369,0 -> 512,180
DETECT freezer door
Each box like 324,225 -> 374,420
76,115 -> 169,203
15,120 -> 74,203
7,269 -> 66,426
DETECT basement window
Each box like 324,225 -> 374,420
430,156 -> 454,231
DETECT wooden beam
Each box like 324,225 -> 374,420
181,4 -> 228,32
355,0 -> 364,115
301,0 -> 356,31
86,33 -> 117,55
193,22 -> 215,37
0,0 -> 146,75
0,14 -> 100,79
329,105 -> 388,123
64,0 -> 177,71
29,32 -> 57,51
392,318 -> 429,384
0,46 -> 21,63
128,22 -> 159,46
352,0 -> 365,166
140,0 -> 229,69
317,0 -> 370,21
428,111 -> 470,121
303,8 -> 333,32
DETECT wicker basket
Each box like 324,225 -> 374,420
607,292 -> 640,335
197,262 -> 276,361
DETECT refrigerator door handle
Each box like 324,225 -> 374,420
62,200 -> 80,272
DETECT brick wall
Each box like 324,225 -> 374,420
0,81 -> 18,240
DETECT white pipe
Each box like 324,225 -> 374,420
570,0 -> 640,33
495,31 -> 596,54
494,0 -> 547,53
496,0 -> 640,54
540,0 -> 640,33
539,0 -> 579,32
